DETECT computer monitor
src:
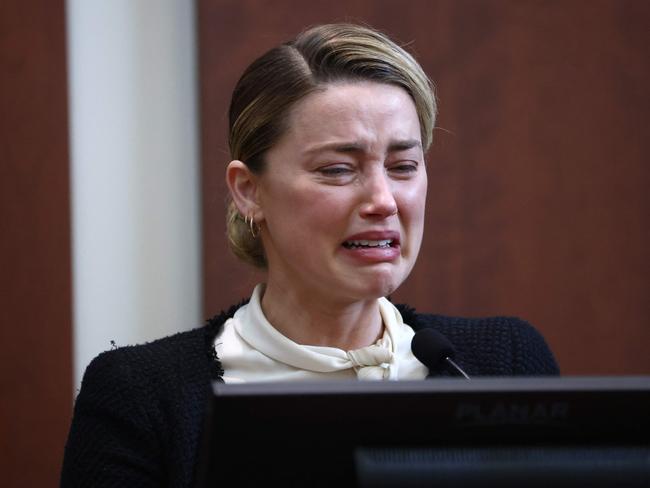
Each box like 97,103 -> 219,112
196,376 -> 650,487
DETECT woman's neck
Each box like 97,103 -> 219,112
260,281 -> 384,350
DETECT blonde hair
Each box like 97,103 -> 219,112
227,23 -> 437,268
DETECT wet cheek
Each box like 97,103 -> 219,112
398,185 -> 427,217
398,186 -> 427,254
305,191 -> 351,220
267,187 -> 349,233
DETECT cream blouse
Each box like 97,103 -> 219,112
214,284 -> 427,383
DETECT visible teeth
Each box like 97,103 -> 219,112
344,239 -> 393,248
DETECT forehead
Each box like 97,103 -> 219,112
278,81 -> 421,152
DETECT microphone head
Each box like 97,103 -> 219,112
411,328 -> 456,370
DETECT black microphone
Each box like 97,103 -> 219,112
411,328 -> 470,379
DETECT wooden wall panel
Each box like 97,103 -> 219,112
0,0 -> 72,486
199,0 -> 649,375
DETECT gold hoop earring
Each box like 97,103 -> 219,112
245,214 -> 259,239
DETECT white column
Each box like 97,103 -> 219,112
66,0 -> 201,389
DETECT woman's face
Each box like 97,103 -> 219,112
255,81 -> 427,304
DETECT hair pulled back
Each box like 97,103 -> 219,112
227,23 -> 436,268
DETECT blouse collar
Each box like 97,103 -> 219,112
233,284 -> 402,379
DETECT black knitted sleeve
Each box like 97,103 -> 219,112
60,349 -> 164,488
397,305 -> 560,377
508,317 -> 560,376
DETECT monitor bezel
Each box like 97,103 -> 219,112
197,376 -> 650,486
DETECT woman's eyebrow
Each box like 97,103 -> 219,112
305,138 -> 421,155
387,139 -> 422,152
304,141 -> 366,155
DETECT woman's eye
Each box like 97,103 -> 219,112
318,165 -> 354,176
389,162 -> 418,174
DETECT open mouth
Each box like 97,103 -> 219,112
342,239 -> 394,249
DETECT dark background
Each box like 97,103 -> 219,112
1,0 -> 648,485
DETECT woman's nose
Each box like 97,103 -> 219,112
359,171 -> 398,218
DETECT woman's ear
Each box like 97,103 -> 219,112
226,160 -> 263,220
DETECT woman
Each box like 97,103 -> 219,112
61,23 -> 558,487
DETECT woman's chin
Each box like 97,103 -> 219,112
343,273 -> 403,301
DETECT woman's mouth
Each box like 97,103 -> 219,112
342,239 -> 393,249
340,233 -> 401,263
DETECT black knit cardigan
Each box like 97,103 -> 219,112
60,303 -> 559,487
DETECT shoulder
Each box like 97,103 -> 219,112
82,299 -> 247,389
396,304 -> 560,377
70,325 -> 214,450
81,326 -> 210,393
62,304 -> 243,487
62,328 -> 208,486
79,298 -> 247,398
